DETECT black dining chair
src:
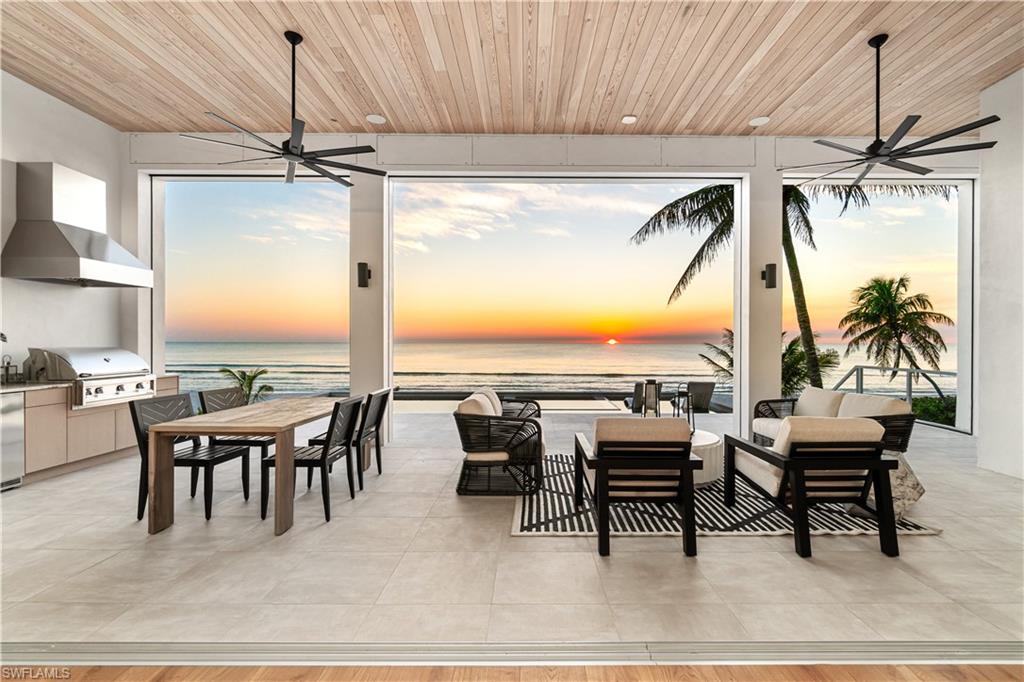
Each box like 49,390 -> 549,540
260,396 -> 363,522
198,387 -> 274,461
309,387 -> 392,490
622,382 -> 645,414
130,393 -> 250,521
672,381 -> 716,429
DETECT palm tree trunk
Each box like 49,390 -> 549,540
781,213 -> 824,388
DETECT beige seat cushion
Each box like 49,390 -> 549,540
837,392 -> 912,418
465,451 -> 509,463
588,417 -> 690,498
736,416 -> 885,497
794,387 -> 845,417
752,417 -> 783,441
456,393 -> 495,416
479,388 -> 503,416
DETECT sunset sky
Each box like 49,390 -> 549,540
165,179 -> 957,344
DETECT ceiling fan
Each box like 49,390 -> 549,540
180,31 -> 385,188
781,33 -> 1000,187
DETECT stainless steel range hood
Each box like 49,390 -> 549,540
1,163 -> 153,288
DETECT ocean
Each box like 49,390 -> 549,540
165,341 -> 958,399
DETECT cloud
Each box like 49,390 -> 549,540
533,227 -> 571,238
875,205 -> 925,218
241,234 -> 273,244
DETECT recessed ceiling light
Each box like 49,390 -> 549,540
749,116 -> 771,127
621,114 -> 638,125
366,114 -> 387,125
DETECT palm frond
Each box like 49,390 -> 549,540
783,186 -> 816,249
666,221 -> 733,303
630,184 -> 734,245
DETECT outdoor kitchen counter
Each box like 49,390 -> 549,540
0,381 -> 73,395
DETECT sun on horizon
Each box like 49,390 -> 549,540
605,338 -> 619,345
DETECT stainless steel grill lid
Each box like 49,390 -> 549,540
26,347 -> 151,380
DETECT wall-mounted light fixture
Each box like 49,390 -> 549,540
357,262 -> 372,288
761,263 -> 777,289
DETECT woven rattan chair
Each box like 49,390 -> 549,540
130,394 -> 249,521
199,387 -> 274,460
574,417 -> 701,556
261,396 -> 363,522
453,393 -> 543,495
479,387 -> 542,419
725,416 -> 899,558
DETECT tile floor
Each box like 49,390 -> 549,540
1,406 -> 1022,645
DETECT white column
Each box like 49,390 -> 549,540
349,171 -> 392,439
735,137 -> 783,436
978,70 -> 1024,478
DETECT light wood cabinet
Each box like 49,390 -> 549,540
67,409 -> 116,463
25,403 -> 68,473
115,406 -> 136,450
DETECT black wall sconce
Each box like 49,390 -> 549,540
761,263 -> 777,289
357,262 -> 372,288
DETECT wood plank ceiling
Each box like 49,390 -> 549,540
2,1 -> 1022,137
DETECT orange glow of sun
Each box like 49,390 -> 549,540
605,338 -> 619,345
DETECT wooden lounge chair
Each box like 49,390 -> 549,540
574,417 -> 702,556
724,416 -> 899,558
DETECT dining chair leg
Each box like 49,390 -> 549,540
260,462 -> 270,520
203,464 -> 214,521
374,434 -> 383,475
345,451 -> 355,499
307,467 -> 314,490
241,452 -> 250,501
137,461 -> 148,521
356,443 -> 365,491
190,467 -> 199,498
320,464 -> 331,522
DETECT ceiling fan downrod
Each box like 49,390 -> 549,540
285,30 -> 302,122
867,33 -> 888,154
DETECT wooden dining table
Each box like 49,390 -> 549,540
148,396 -> 339,536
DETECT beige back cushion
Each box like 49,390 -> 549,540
479,388 -> 503,415
737,416 -> 884,497
591,417 -> 690,498
793,387 -> 845,417
837,392 -> 912,418
456,393 -> 495,416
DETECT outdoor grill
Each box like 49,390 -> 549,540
24,347 -> 156,410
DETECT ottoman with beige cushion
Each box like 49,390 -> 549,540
725,416 -> 899,558
453,391 -> 544,495
573,417 -> 702,556
752,387 -> 924,518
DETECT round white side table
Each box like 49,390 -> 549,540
690,429 -> 724,487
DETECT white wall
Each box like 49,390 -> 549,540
978,70 -> 1024,479
0,72 -> 126,362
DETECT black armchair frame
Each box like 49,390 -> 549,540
573,433 -> 702,557
752,398 -> 917,452
723,434 -> 899,558
499,395 -> 542,419
453,413 -> 544,495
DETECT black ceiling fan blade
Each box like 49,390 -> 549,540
880,159 -> 933,175
301,161 -> 354,187
285,161 -> 296,184
849,163 -> 877,188
796,161 -> 868,186
894,115 -> 1001,153
895,141 -> 998,160
310,158 -> 387,177
305,145 -> 376,159
179,134 -> 279,155
879,115 -> 921,154
205,112 -> 280,152
778,159 -> 866,171
289,118 -> 305,155
813,140 -> 868,156
217,155 -> 284,165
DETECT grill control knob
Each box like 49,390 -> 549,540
94,387 -> 104,395
136,383 -> 145,390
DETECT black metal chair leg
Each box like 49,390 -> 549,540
356,443 -> 365,490
190,467 -> 199,498
345,450 -> 355,499
375,434 -> 383,475
137,461 -> 148,521
596,467 -> 610,557
203,464 -> 214,521
872,468 -> 900,557
680,466 -> 698,557
307,467 -> 314,490
789,468 -> 811,558
260,462 -> 269,520
723,443 -> 737,507
573,447 -> 584,508
241,452 -> 250,501
320,464 -> 331,522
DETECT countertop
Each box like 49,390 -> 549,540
0,381 -> 73,395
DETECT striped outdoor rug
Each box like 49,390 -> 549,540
512,453 -> 936,537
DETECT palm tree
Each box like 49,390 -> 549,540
218,367 -> 274,403
838,276 -> 953,390
699,327 -> 839,397
631,183 -> 951,388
